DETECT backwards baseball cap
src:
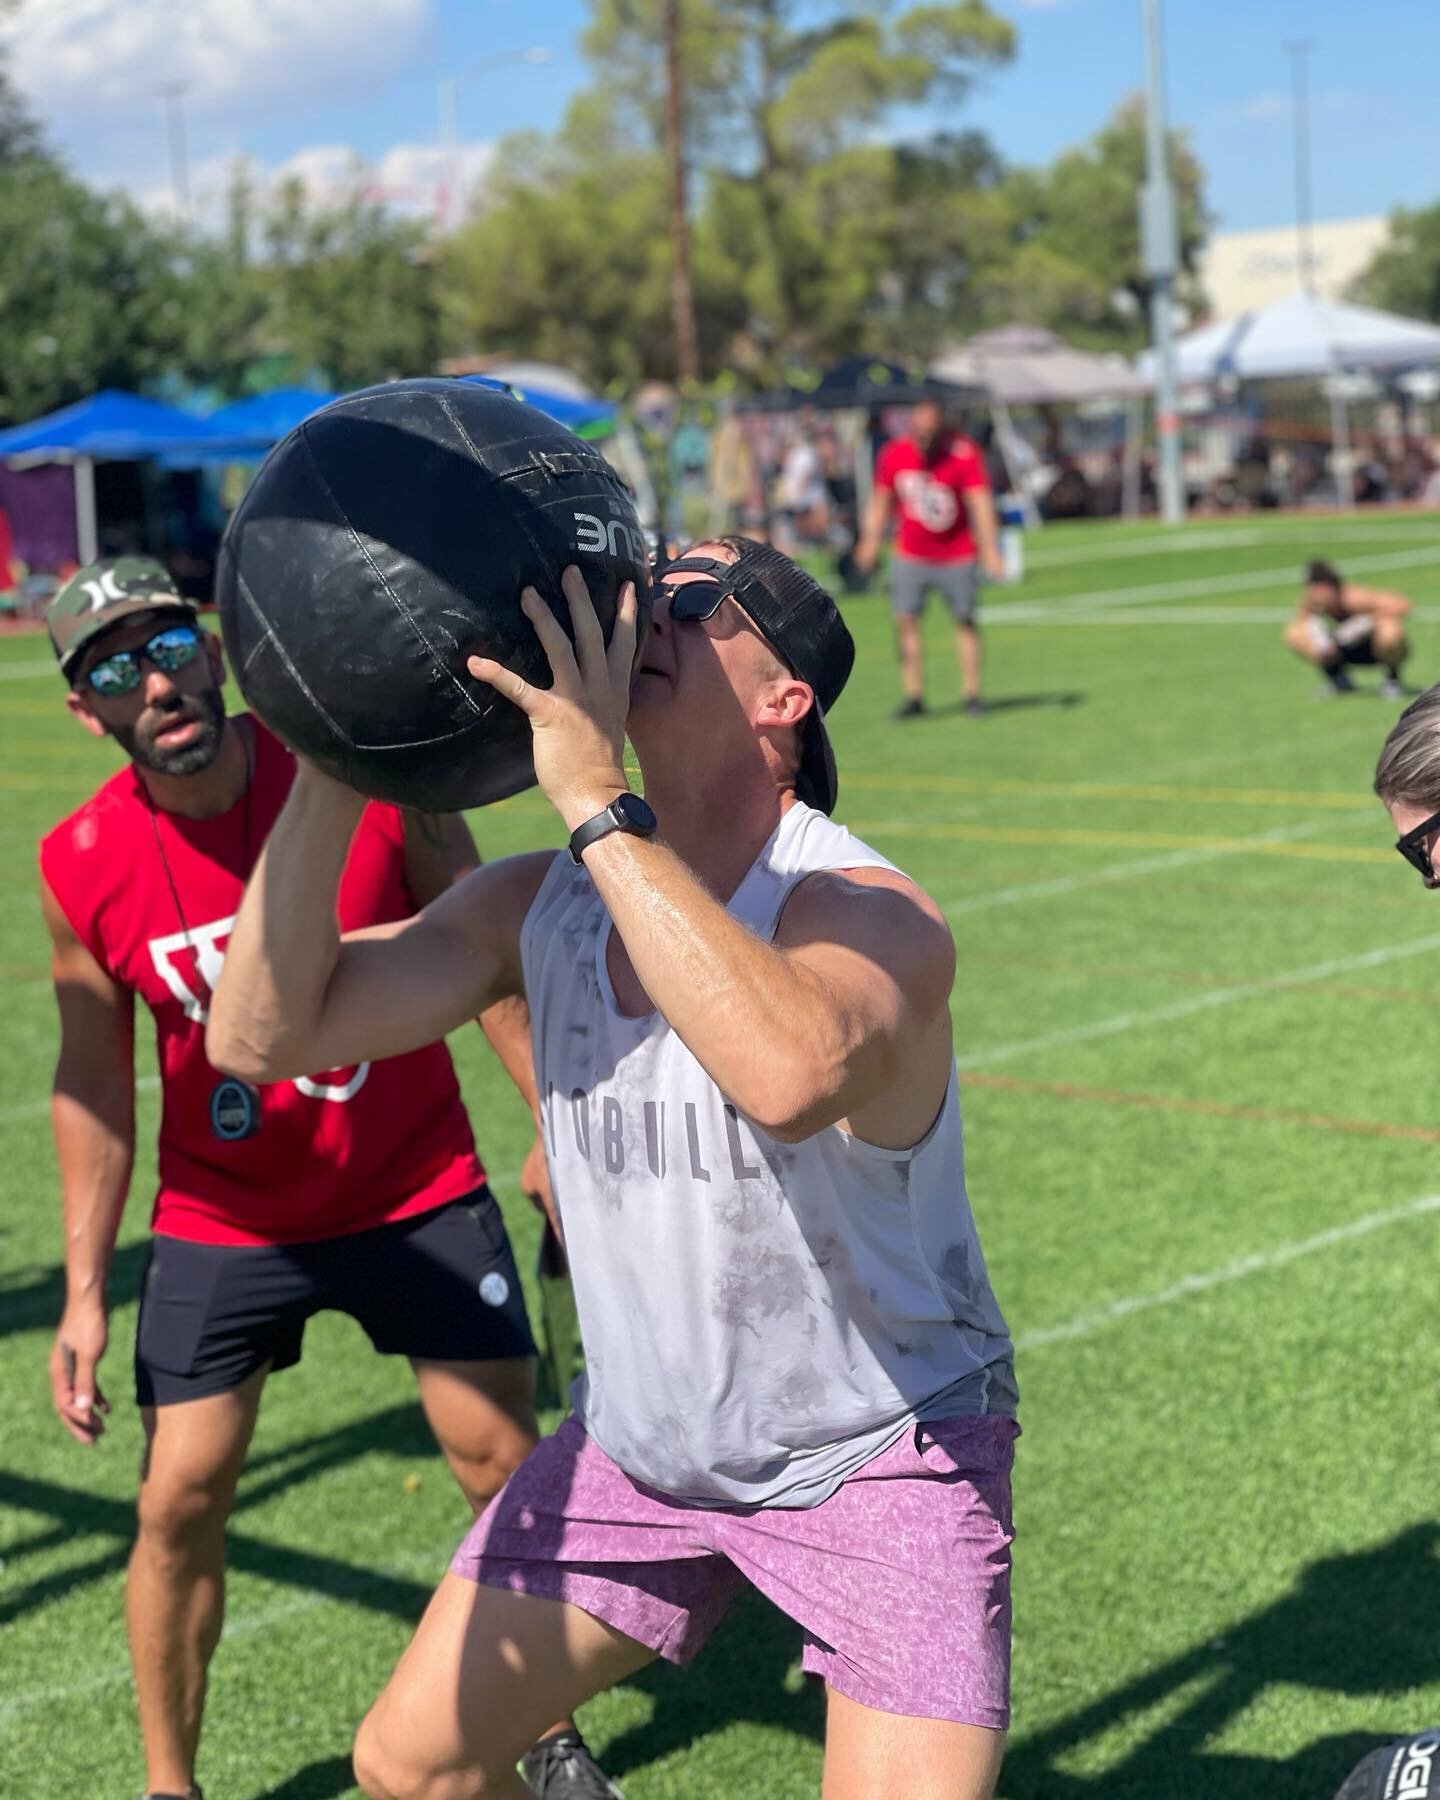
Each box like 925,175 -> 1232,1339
656,537 -> 855,813
47,556 -> 196,678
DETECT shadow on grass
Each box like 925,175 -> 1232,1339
1002,1522 -> 1440,1799
0,1237 -> 150,1341
604,1588 -> 826,1777
254,1754 -> 356,1799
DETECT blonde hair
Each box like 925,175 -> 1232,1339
1374,683 -> 1440,806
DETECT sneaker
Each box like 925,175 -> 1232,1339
1381,676 -> 1406,700
892,697 -> 925,721
962,697 -> 985,717
521,1729 -> 625,1798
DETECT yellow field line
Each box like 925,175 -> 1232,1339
848,817 -> 1393,863
843,772 -> 1366,809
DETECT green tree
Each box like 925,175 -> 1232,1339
1351,203 -> 1440,323
438,0 -> 1016,382
257,176 -> 443,390
587,0 -> 1016,370
0,158 -> 196,424
438,107 -> 746,386
994,98 -> 1208,349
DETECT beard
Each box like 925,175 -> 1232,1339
114,684 -> 227,776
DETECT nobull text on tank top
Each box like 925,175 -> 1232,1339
522,801 -> 1016,1508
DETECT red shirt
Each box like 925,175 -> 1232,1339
40,720 -> 485,1247
875,434 -> 990,563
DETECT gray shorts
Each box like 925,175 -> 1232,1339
890,557 -> 980,624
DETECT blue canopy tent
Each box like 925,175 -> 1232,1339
0,390 -> 248,562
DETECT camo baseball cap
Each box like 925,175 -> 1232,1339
47,557 -> 196,678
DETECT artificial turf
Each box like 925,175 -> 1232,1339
3,508 -> 1440,1797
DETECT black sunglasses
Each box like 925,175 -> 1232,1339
82,624 -> 203,697
657,576 -> 730,624
1395,808 -> 1440,883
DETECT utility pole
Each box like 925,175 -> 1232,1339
1285,40 -> 1316,293
159,81 -> 191,223
663,0 -> 701,383
1140,0 -> 1184,524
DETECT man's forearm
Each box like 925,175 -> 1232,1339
967,487 -> 1001,565
209,772 -> 366,1079
53,1092 -> 133,1303
480,994 -> 540,1117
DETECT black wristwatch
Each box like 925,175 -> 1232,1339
568,792 -> 658,864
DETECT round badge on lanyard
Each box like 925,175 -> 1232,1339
210,1077 -> 261,1142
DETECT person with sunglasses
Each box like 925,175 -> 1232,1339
210,536 -> 1018,1800
1375,684 -> 1440,887
37,558 -> 623,1800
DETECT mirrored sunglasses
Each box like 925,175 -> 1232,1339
84,625 -> 202,697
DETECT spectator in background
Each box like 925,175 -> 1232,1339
1284,558 -> 1412,699
854,395 -> 1004,720
773,414 -> 830,552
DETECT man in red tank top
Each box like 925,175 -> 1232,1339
39,560 -> 621,1800
854,396 -> 1004,719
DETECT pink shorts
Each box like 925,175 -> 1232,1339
450,1410 -> 1017,1728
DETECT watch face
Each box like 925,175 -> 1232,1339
614,792 -> 657,832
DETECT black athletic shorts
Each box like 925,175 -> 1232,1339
135,1190 -> 536,1408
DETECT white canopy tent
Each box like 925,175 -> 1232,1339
931,326 -> 1149,521
1156,290 -> 1440,385
932,324 -> 1147,406
1143,291 -> 1440,506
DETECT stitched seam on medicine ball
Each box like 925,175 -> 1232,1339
233,564 -> 354,749
298,415 -> 484,721
435,390 -> 556,602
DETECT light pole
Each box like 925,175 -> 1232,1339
1140,0 -> 1185,525
158,80 -> 191,223
1284,40 -> 1316,293
437,47 -> 551,232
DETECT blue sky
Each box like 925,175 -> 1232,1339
5,0 -> 1437,234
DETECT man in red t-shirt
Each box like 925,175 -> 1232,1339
855,396 -> 1004,719
38,560 -> 621,1800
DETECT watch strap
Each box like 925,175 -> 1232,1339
568,795 -> 655,864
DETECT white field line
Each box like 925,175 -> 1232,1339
0,1537 -> 458,1729
1016,1188 -> 1440,1352
1021,518 -> 1440,570
993,606 -> 1440,627
994,543 -> 1440,621
939,812 -> 1373,917
0,660 -> 53,682
957,929 -> 1440,1071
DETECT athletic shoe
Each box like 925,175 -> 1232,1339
892,698 -> 925,721
1381,677 -> 1406,700
963,697 -> 985,717
521,1729 -> 625,1797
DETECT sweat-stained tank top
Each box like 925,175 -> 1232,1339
522,799 -> 1016,1508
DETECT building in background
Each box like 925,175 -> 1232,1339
1199,215 -> 1388,319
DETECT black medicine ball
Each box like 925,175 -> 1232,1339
216,378 -> 650,811
1334,1730 -> 1440,1799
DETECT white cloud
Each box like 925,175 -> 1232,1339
125,138 -> 497,232
2,0 -> 429,127
1212,89 -> 1380,130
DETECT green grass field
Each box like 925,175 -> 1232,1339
5,509 -> 1440,1799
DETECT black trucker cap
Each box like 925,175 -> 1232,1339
655,537 -> 855,813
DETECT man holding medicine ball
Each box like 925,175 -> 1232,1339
211,538 -> 1018,1800
38,557 -> 621,1800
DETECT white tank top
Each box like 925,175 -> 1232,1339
521,801 -> 1016,1508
